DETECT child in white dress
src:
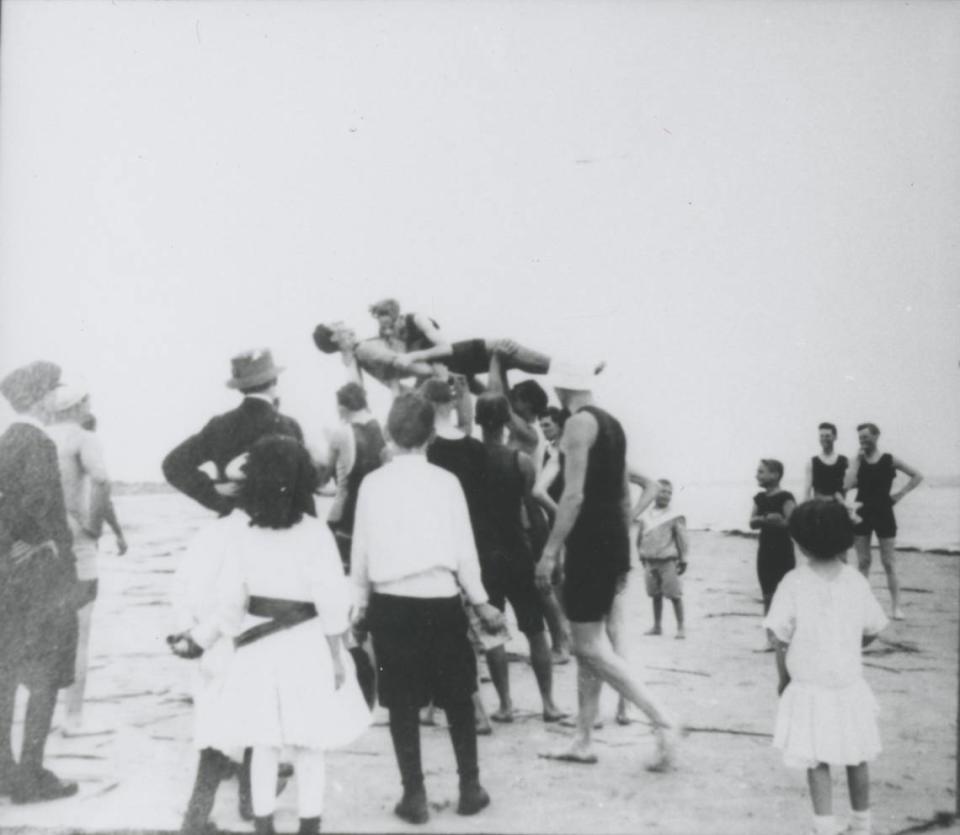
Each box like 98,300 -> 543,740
171,436 -> 370,835
764,499 -> 888,835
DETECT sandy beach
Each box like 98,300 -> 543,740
0,491 -> 957,835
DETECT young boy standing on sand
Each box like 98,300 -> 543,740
636,480 -> 688,639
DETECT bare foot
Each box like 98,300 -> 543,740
559,716 -> 604,730
476,722 -> 493,736
892,607 -> 906,621
646,727 -> 680,772
538,743 -> 598,765
675,628 -> 686,640
490,708 -> 514,723
645,626 -> 662,636
542,707 -> 569,723
616,712 -> 632,726
551,649 -> 571,666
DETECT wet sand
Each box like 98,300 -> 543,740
1,492 -> 957,834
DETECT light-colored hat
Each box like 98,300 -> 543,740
550,359 -> 605,392
52,381 -> 90,413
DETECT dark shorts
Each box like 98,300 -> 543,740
446,339 -> 489,377
367,593 -> 477,709
562,561 -> 628,623
757,548 -> 795,599
480,551 -> 545,636
853,503 -> 897,540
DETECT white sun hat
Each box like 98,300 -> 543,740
52,380 -> 90,413
550,359 -> 605,392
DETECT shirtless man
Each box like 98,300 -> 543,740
843,423 -> 923,620
535,363 -> 679,767
804,422 -> 848,502
48,384 -> 117,734
369,298 -> 552,385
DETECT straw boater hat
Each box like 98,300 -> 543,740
549,359 -> 604,393
52,380 -> 90,413
0,361 -> 62,411
226,349 -> 285,390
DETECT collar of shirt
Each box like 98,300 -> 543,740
14,414 -> 49,435
244,393 -> 275,407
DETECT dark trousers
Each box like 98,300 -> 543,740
0,669 -> 58,777
388,700 -> 479,793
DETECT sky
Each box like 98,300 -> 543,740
1,0 -> 958,485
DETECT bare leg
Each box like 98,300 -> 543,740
527,632 -> 565,720
878,538 -> 903,618
606,589 -> 631,724
472,692 -> 492,735
671,599 -> 685,638
539,585 -> 571,660
486,340 -> 551,375
64,601 -> 94,729
807,763 -> 833,815
485,646 -> 513,721
647,596 -> 663,635
854,535 -> 872,578
571,621 -> 675,730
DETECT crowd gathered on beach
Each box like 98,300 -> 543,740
0,298 -> 927,835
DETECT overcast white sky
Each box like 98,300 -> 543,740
1,0 -> 958,484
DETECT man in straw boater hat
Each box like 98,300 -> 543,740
163,348 -> 307,831
534,361 -> 683,770
0,361 -> 80,803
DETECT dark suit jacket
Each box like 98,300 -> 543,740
162,397 -> 306,516
0,422 -> 74,563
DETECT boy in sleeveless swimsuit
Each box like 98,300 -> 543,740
843,423 -> 923,620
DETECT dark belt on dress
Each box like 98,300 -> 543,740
234,595 -> 318,649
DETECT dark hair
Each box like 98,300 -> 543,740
336,382 -> 368,412
475,393 -> 511,433
313,324 -> 339,354
240,380 -> 276,395
81,414 -> 97,432
540,406 -> 569,429
387,393 -> 434,449
418,378 -> 454,405
857,422 -> 880,437
369,298 -> 400,319
239,435 -> 318,529
789,499 -> 854,559
818,422 -> 838,437
658,478 -> 673,488
510,379 -> 548,416
759,458 -> 784,480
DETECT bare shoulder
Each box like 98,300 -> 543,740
563,411 -> 598,443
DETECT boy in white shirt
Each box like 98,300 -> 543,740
351,393 -> 503,825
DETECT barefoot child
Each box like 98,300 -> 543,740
636,479 -> 688,639
765,500 -> 887,835
749,460 -> 796,632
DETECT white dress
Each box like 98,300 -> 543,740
763,563 -> 888,769
178,513 -> 370,753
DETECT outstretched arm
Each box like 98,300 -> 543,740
628,469 -> 658,520
891,457 -> 923,504
488,352 -> 538,450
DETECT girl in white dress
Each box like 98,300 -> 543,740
171,436 -> 370,835
764,499 -> 887,835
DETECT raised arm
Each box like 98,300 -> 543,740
628,469 -> 658,520
891,456 -> 923,504
487,352 -> 538,451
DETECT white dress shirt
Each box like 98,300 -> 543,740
350,452 -> 488,608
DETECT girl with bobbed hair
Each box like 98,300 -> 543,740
764,500 -> 887,835
172,435 -> 369,835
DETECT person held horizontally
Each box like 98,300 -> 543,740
636,479 -> 689,639
350,393 -> 505,825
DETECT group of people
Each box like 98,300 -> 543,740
0,363 -> 126,804
0,298 -> 924,835
751,421 -> 923,643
